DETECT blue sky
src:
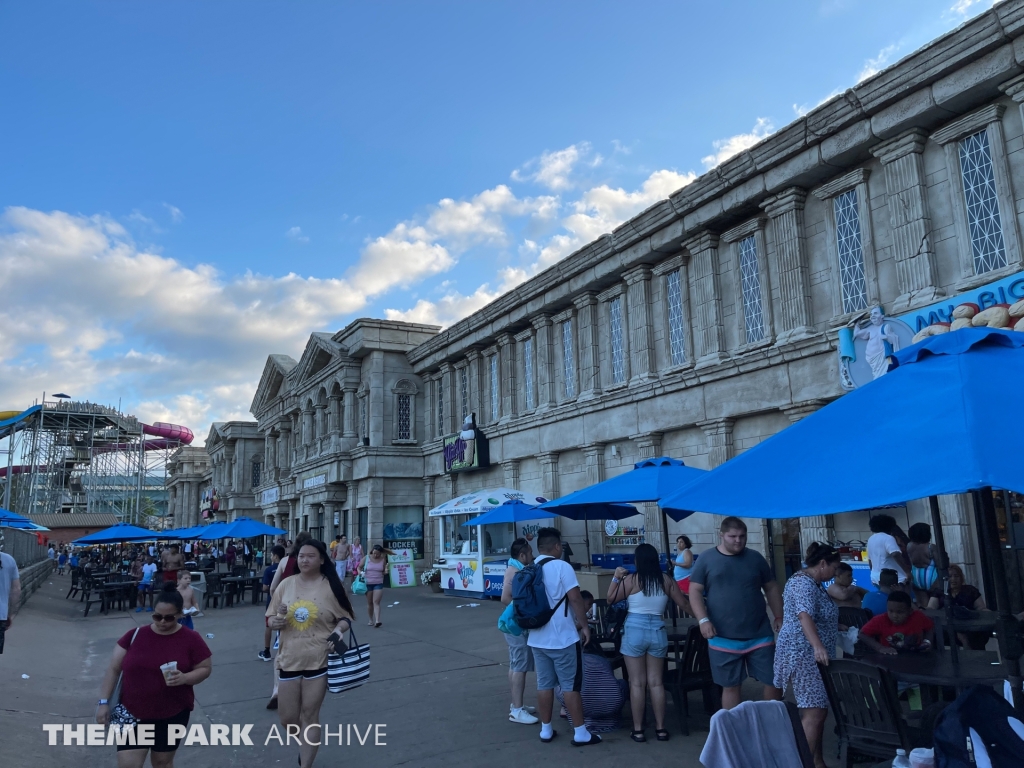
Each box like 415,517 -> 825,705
0,0 -> 996,438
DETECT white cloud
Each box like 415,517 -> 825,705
949,0 -> 995,17
701,118 -> 775,169
163,203 -> 184,223
285,226 -> 309,243
384,268 -> 528,328
512,142 -> 593,191
858,44 -> 899,82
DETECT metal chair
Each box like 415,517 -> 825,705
65,568 -> 83,600
665,623 -> 719,735
819,658 -> 925,767
203,574 -> 228,609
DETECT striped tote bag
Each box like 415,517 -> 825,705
327,627 -> 370,693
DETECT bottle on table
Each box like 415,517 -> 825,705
892,749 -> 910,768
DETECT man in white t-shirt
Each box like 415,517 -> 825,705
867,514 -> 910,586
526,528 -> 601,747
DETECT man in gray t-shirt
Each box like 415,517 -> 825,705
0,551 -> 22,653
689,517 -> 783,710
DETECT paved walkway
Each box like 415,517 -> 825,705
1,575 -> 735,767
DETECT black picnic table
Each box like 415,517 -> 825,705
863,649 -> 1004,690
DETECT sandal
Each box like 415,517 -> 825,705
374,622 -> 382,628
540,730 -> 557,743
630,730 -> 646,742
655,729 -> 670,741
571,734 -> 603,747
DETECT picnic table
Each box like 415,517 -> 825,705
863,649 -> 1004,691
220,575 -> 262,606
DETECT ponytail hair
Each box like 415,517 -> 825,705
156,581 -> 184,612
805,541 -> 841,567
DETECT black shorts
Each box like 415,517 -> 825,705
116,709 -> 190,752
279,667 -> 328,681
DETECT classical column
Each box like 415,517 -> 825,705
466,349 -> 482,420
342,387 -> 357,438
496,334 -> 517,421
439,362 -> 455,435
623,266 -> 656,382
699,418 -> 734,542
346,481 -> 358,541
685,232 -> 727,367
421,477 -> 436,561
537,452 -> 560,506
870,130 -> 943,312
328,394 -> 342,452
572,292 -> 601,399
582,443 -> 607,555
782,401 -> 835,552
761,188 -> 816,343
531,314 -> 556,410
503,459 -> 521,490
277,422 -> 291,473
314,403 -> 327,454
632,433 -> 666,553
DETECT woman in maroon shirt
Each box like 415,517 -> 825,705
97,583 -> 212,767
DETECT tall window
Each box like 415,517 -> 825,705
562,320 -> 575,399
609,297 -> 625,384
523,337 -> 535,410
436,379 -> 444,436
738,236 -> 766,343
959,129 -> 1007,274
666,269 -> 687,366
489,356 -> 499,422
834,189 -> 868,314
251,461 -> 261,488
396,394 -> 411,440
459,367 -> 469,421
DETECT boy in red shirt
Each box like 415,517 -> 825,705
859,591 -> 934,655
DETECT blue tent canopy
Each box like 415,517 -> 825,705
0,508 -> 37,529
194,522 -> 233,541
462,500 -> 559,527
538,457 -> 705,522
212,517 -> 287,539
660,328 -> 1024,518
73,522 -> 161,544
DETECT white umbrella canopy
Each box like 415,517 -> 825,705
428,488 -> 548,517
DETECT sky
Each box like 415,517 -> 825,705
0,0 -> 998,442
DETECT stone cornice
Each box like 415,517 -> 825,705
622,265 -> 653,286
721,216 -> 767,244
930,104 -> 1005,145
530,313 -> 553,330
760,188 -> 807,218
998,73 -> 1024,101
572,291 -> 598,309
683,231 -> 719,254
869,129 -> 928,163
812,168 -> 870,200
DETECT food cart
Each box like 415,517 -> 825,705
428,490 -> 553,599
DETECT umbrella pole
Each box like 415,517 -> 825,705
929,496 -> 958,667
584,511 -> 591,570
978,488 -> 1023,712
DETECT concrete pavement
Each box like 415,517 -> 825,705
1,575 -> 725,767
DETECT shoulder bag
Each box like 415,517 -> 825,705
327,623 -> 370,693
109,627 -> 141,726
352,556 -> 369,595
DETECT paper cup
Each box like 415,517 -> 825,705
160,661 -> 178,683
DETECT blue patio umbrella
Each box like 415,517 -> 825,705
659,328 -> 1024,706
462,499 -> 637,527
215,517 -> 287,539
194,522 -> 233,541
73,522 -> 161,544
538,457 -> 706,523
0,507 -> 35,529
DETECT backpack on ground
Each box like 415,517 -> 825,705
933,685 -> 1024,767
512,557 -> 568,630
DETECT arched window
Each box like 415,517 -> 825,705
392,379 -> 419,444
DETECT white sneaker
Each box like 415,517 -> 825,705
510,703 -> 537,715
509,708 -> 539,725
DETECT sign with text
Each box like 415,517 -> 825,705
389,562 -> 416,588
302,474 -> 327,490
442,414 -> 489,474
260,487 -> 279,505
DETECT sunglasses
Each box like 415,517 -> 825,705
152,613 -> 178,622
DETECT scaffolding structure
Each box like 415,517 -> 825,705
0,398 -> 192,526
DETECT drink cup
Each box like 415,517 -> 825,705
160,661 -> 178,684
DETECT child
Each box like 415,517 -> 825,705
258,545 -> 285,662
135,556 -> 157,612
861,567 -> 900,617
580,590 -> 595,625
859,591 -> 934,655
177,570 -> 199,629
907,522 -> 939,607
827,562 -> 868,608
57,550 -> 68,576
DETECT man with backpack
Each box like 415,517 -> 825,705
514,527 -> 601,747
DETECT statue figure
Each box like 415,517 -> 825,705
851,305 -> 899,380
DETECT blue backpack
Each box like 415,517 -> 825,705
512,557 -> 568,630
498,560 -> 524,636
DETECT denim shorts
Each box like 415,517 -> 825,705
504,632 -> 535,673
366,583 -> 384,592
620,614 -> 668,658
532,643 -> 582,692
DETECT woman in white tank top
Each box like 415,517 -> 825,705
606,543 -> 690,743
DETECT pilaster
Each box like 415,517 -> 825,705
572,292 -> 601,399
466,349 -> 482,419
761,188 -> 816,343
531,314 -> 557,410
497,333 -> 518,421
537,452 -> 560,506
623,266 -> 656,382
582,443 -> 607,555
684,232 -> 728,367
870,130 -> 944,312
503,459 -> 521,490
423,477 -> 436,561
439,362 -> 455,435
631,432 -> 666,552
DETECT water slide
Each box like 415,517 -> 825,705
0,406 -> 194,477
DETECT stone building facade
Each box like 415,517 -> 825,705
167,423 -> 264,527
248,5 -> 1024,583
